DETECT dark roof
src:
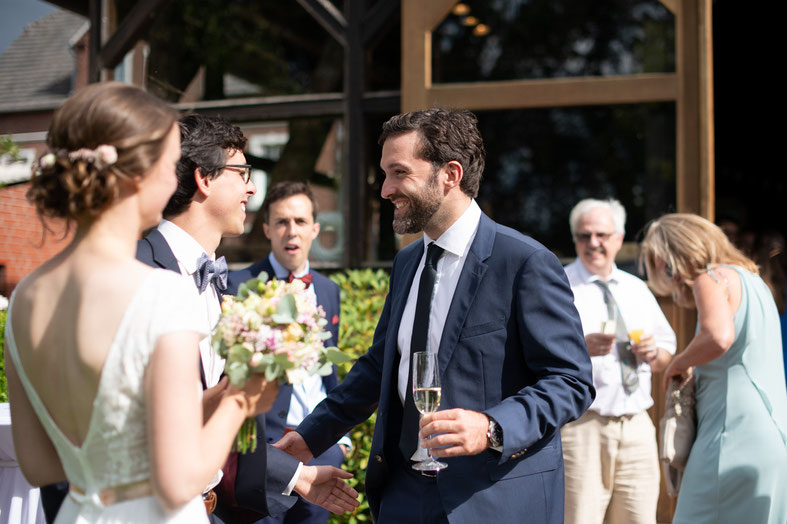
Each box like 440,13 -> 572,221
0,10 -> 87,113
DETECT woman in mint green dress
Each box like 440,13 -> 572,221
641,214 -> 787,524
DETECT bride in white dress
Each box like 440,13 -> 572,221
3,82 -> 281,523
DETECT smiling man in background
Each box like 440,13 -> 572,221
561,198 -> 676,524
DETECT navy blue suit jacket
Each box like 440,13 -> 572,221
136,229 -> 299,518
296,213 -> 595,523
227,257 -> 341,444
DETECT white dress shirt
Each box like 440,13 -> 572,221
267,254 -> 352,451
396,200 -> 482,404
564,259 -> 677,416
156,219 -> 225,491
157,220 -> 225,387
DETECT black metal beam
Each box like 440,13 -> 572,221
295,0 -> 347,47
175,93 -> 345,121
45,0 -> 88,17
99,0 -> 167,70
87,0 -> 101,83
344,0 -> 365,267
360,91 -> 400,113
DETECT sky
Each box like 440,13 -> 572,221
0,0 -> 56,55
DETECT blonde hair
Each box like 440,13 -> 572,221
640,213 -> 758,306
27,82 -> 178,224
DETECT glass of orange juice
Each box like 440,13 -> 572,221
628,329 -> 644,344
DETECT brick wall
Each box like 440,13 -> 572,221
0,182 -> 73,296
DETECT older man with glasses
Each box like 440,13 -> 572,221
561,198 -> 676,524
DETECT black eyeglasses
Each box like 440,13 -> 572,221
221,164 -> 252,183
574,231 -> 615,242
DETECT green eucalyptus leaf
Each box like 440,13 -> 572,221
265,363 -> 280,382
228,344 -> 253,363
272,294 -> 297,323
325,347 -> 353,364
316,362 -> 333,376
227,361 -> 249,388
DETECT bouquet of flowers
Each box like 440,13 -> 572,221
212,272 -> 350,453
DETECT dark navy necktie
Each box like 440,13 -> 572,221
399,242 -> 445,460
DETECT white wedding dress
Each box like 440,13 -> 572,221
5,270 -> 210,523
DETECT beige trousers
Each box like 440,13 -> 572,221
561,410 -> 660,524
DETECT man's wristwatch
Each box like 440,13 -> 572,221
487,417 -> 503,448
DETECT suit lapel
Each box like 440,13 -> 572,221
388,242 -> 424,352
438,214 -> 495,375
142,228 -> 208,389
146,229 -> 180,272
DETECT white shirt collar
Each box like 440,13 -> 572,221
157,219 -> 211,275
423,199 -> 482,258
573,259 -> 622,286
268,252 -> 310,280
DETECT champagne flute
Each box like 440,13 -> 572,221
411,351 -> 447,472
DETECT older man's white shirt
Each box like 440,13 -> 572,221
564,259 -> 677,417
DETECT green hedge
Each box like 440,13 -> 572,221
328,268 -> 389,524
0,310 -> 7,402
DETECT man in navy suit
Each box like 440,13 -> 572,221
276,108 -> 595,523
227,181 -> 348,524
136,115 -> 357,523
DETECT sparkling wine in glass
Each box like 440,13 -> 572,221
411,351 -> 447,472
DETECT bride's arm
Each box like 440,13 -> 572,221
5,357 -> 67,486
145,331 -> 277,511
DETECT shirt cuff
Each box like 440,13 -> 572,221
338,435 -> 352,450
283,461 -> 303,496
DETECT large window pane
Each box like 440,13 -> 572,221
122,0 -> 344,102
475,104 -> 676,261
433,0 -> 674,84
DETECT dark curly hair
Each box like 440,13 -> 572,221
378,108 -> 485,198
27,82 -> 178,223
162,114 -> 248,218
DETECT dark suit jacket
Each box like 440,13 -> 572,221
227,257 -> 342,445
136,229 -> 299,518
296,213 -> 595,523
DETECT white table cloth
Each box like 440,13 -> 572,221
0,403 -> 46,524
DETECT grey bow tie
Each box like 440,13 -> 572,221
195,253 -> 228,293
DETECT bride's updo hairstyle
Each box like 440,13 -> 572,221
27,82 -> 179,223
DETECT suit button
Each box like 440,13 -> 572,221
374,455 -> 383,463
267,437 -> 274,442
278,411 -> 287,418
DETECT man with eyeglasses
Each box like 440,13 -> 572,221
134,114 -> 356,522
561,198 -> 676,524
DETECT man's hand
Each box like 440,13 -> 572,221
419,409 -> 489,457
630,333 -> 670,370
295,465 -> 359,515
585,333 -> 615,357
202,376 -> 229,420
273,430 -> 314,463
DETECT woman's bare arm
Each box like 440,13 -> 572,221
145,331 -> 278,510
5,355 -> 67,486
